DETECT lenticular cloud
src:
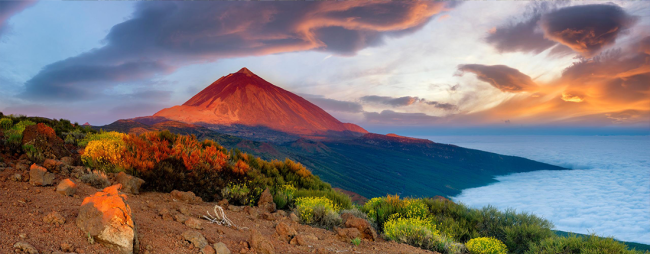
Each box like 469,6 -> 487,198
430,135 -> 650,244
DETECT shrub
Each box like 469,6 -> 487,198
81,132 -> 127,172
294,189 -> 352,210
466,237 -> 508,254
295,196 -> 340,226
221,182 -> 252,206
351,237 -> 361,246
423,198 -> 481,242
340,208 -> 370,221
312,205 -> 342,229
78,131 -> 124,147
64,129 -> 87,145
23,144 -> 44,163
0,118 -> 12,130
384,215 -> 440,248
80,170 -> 111,189
273,184 -> 295,209
525,234 -> 646,254
477,206 -> 553,253
432,235 -> 466,254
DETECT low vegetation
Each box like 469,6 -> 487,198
1,112 -> 647,254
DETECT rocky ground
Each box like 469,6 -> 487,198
0,155 -> 435,254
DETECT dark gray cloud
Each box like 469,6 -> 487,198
360,95 -> 457,111
300,94 -> 364,113
360,95 -> 419,107
540,4 -> 637,58
21,1 -> 449,101
456,64 -> 538,93
0,1 -> 35,37
363,110 -> 440,125
485,2 -> 565,54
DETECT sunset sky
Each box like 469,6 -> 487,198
0,1 -> 648,134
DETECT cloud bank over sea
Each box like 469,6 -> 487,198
420,135 -> 650,244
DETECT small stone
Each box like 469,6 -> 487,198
159,208 -> 173,221
56,179 -> 77,196
274,222 -> 296,242
289,212 -> 299,223
29,164 -> 55,186
289,234 -> 318,246
60,242 -> 74,252
182,230 -> 208,249
214,242 -> 231,254
178,206 -> 191,216
13,241 -> 38,254
16,163 -> 29,171
43,159 -> 62,171
43,211 -> 65,226
171,190 -> 202,204
201,245 -> 216,254
10,173 -> 22,182
115,172 -> 145,195
174,214 -> 188,223
315,248 -> 332,254
229,206 -> 243,212
260,212 -> 275,221
19,233 -> 27,239
185,217 -> 203,230
244,206 -> 258,218
217,199 -> 229,210
249,229 -> 274,254
60,157 -> 75,167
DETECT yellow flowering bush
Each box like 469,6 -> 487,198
384,214 -> 440,248
402,198 -> 429,219
294,196 -> 339,224
81,132 -> 127,171
78,131 -> 125,147
466,237 -> 508,254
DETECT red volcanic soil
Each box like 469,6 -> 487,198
154,68 -> 367,136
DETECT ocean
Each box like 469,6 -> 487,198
415,135 -> 650,244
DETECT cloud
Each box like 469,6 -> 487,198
540,4 -> 638,58
485,2 -> 563,54
360,95 -> 419,107
363,110 -> 440,125
301,94 -> 363,113
21,1 -> 450,101
0,1 -> 35,37
360,95 -> 457,111
456,64 -> 538,93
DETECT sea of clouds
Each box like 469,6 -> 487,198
417,135 -> 650,244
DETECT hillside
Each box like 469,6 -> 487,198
97,119 -> 565,199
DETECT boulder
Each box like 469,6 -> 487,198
249,229 -> 274,254
274,222 -> 296,242
115,172 -> 145,195
43,159 -> 62,171
21,123 -> 71,158
56,179 -> 77,196
257,188 -> 276,213
344,216 -> 377,241
60,157 -> 75,166
289,234 -> 318,246
335,227 -> 361,240
76,184 -> 138,254
171,190 -> 203,204
213,242 -> 231,254
29,164 -> 54,186
182,230 -> 208,249
185,217 -> 203,230
13,241 -> 38,254
43,211 -> 65,226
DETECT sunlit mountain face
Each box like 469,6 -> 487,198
0,1 -> 648,134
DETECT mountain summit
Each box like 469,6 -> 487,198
153,68 -> 367,137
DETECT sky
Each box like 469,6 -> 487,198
0,1 -> 648,134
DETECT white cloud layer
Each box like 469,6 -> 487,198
421,135 -> 650,244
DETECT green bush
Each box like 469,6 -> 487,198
221,182 -> 255,206
22,144 -> 44,163
273,184 -> 296,209
526,234 -> 647,254
466,237 -> 508,254
432,235 -> 466,254
294,189 -> 352,210
477,206 -> 553,253
0,118 -> 12,130
351,237 -> 361,246
80,170 -> 111,189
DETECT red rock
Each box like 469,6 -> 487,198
21,123 -> 70,158
153,68 -> 367,137
43,211 -> 65,226
274,222 -> 296,242
56,179 -> 77,196
289,234 -> 318,246
249,229 -> 274,254
185,217 -> 203,230
76,184 -> 137,253
171,190 -> 202,204
257,188 -> 276,213
43,159 -> 62,171
344,217 -> 377,241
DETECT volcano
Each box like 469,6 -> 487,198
152,68 -> 367,138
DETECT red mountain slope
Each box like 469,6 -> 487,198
153,68 -> 367,136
